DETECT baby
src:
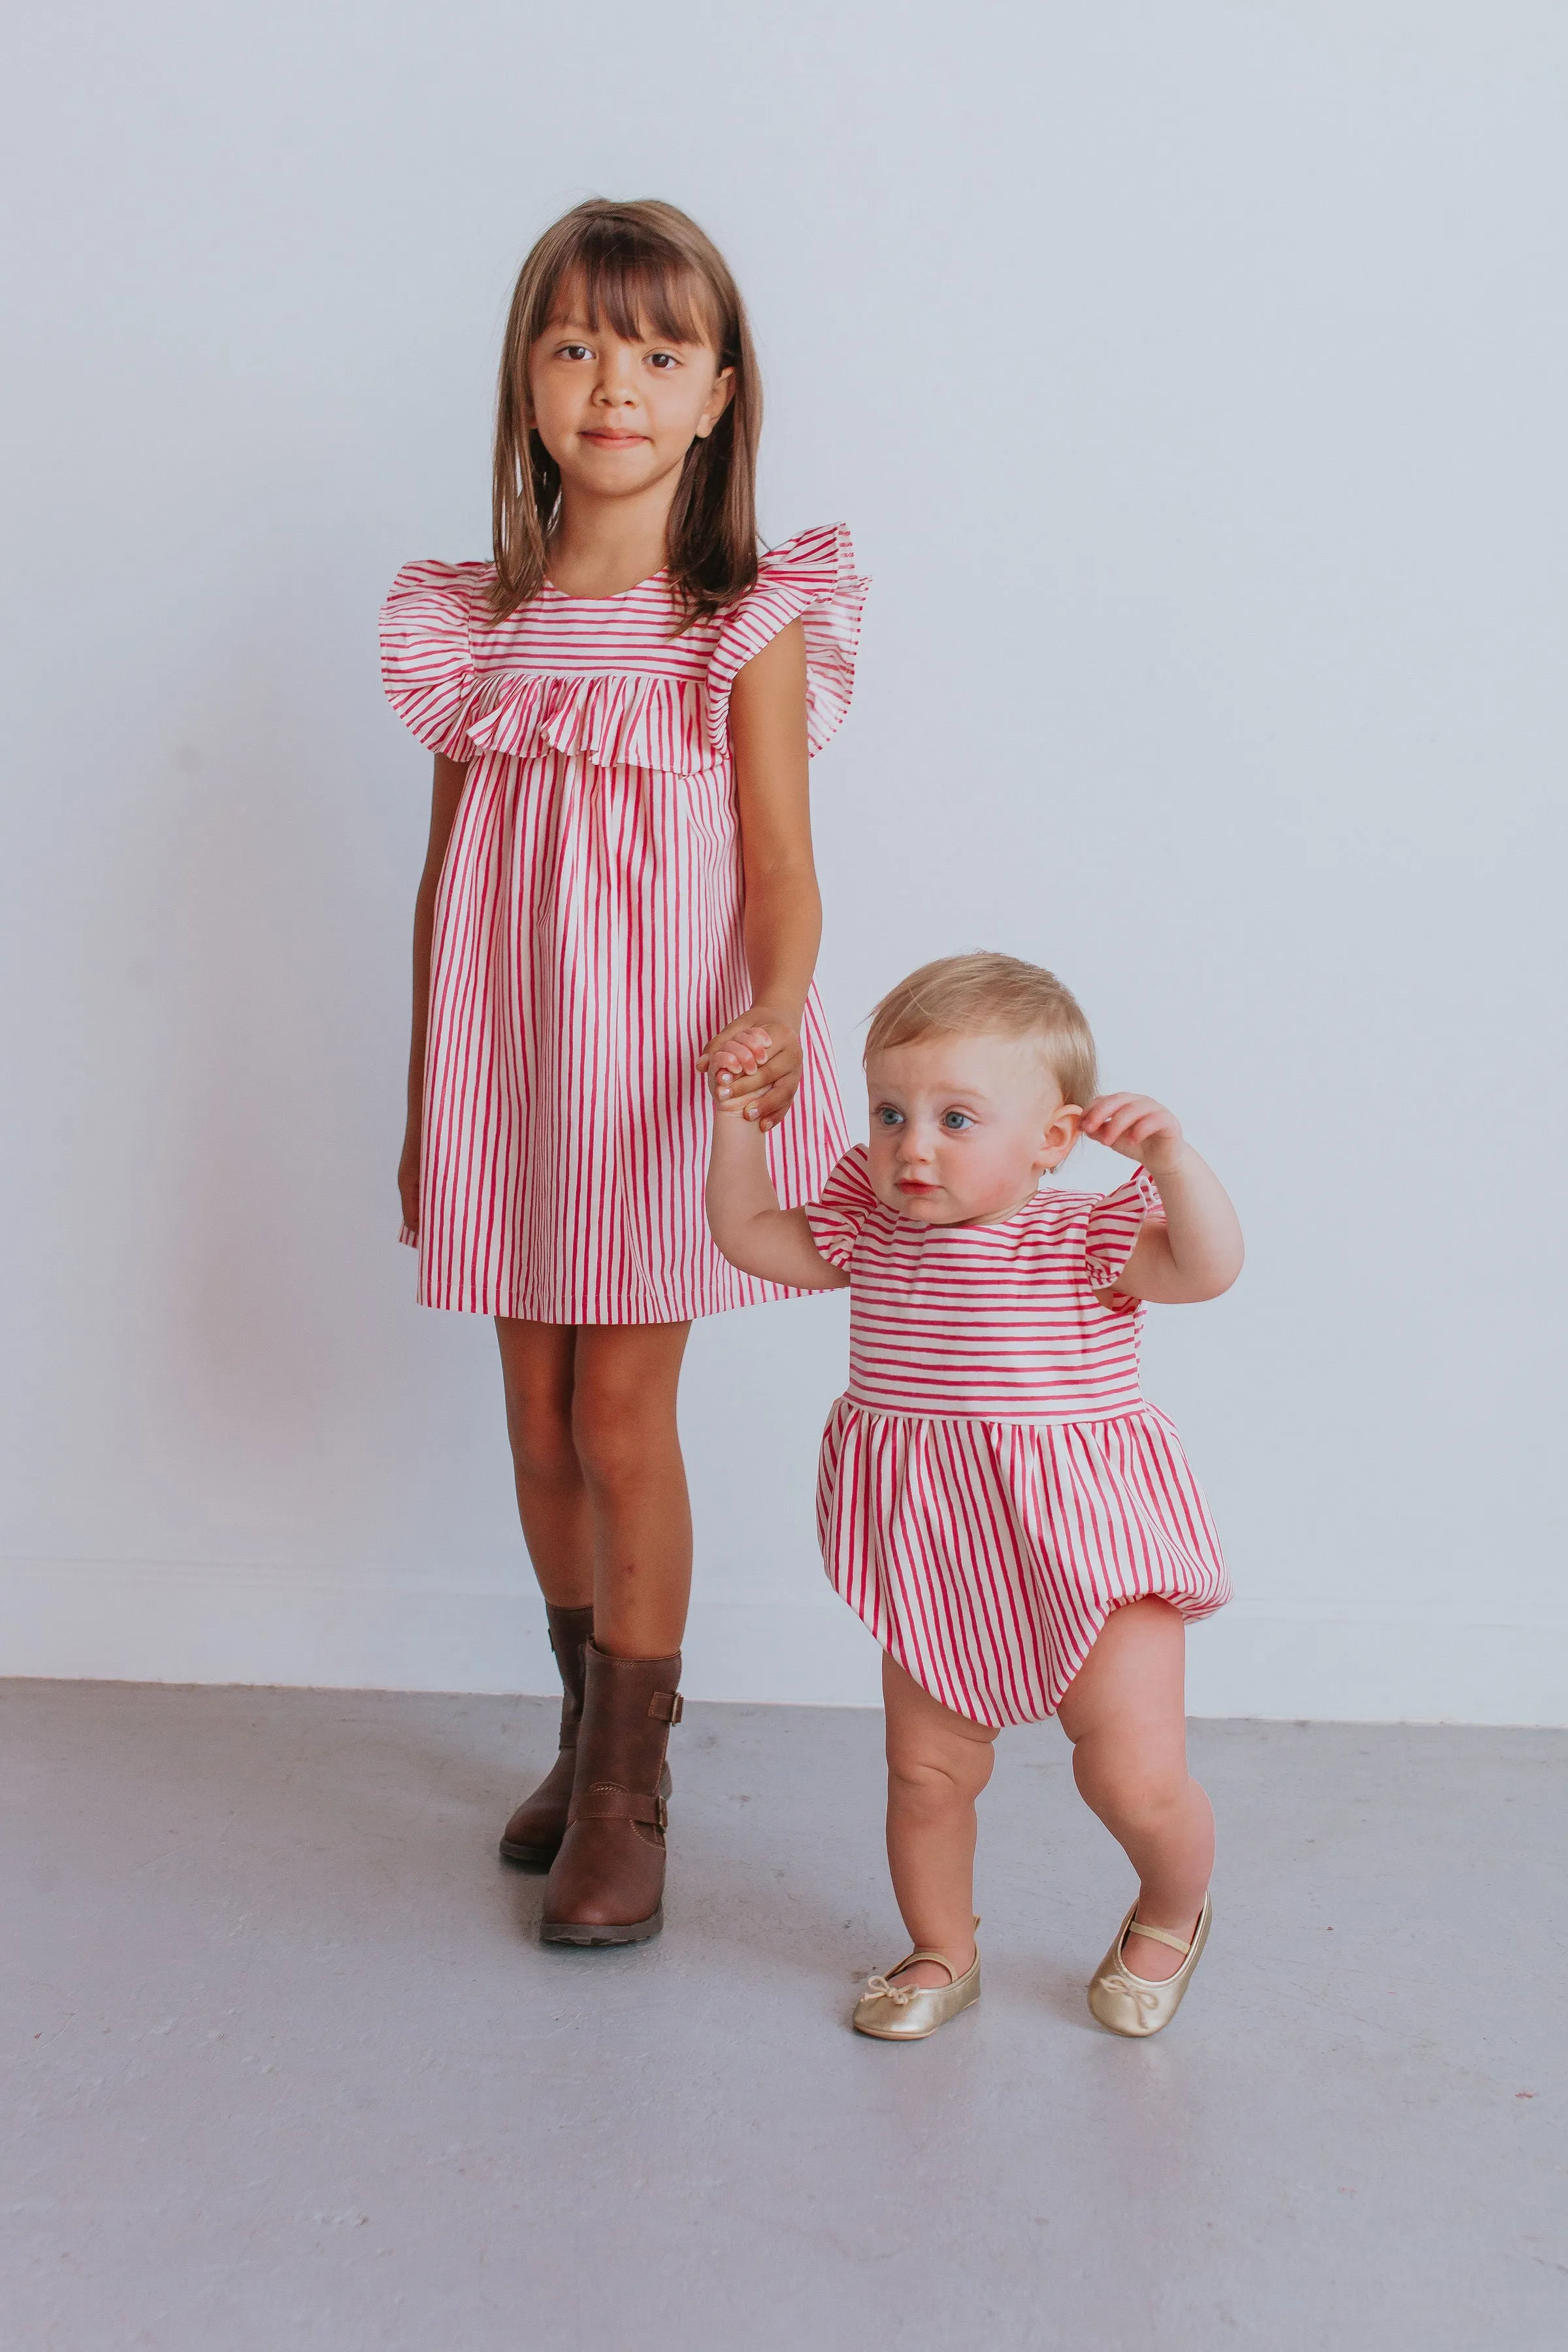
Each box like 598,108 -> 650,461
705,953 -> 1243,2038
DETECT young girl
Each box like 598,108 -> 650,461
382,199 -> 868,1947
706,953 -> 1243,2037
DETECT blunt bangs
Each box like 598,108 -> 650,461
551,244 -> 721,357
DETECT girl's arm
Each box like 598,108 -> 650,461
706,1085 -> 847,1292
697,619 -> 821,1134
1080,1094 -> 1244,1305
398,753 -> 468,1232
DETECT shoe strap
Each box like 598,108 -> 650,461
1124,1917 -> 1194,1956
878,1946 -> 956,1986
569,1784 -> 668,1831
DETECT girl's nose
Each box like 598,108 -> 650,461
594,364 -> 638,406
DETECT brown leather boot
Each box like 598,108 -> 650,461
498,1603 -> 596,1867
540,1643 -> 683,1946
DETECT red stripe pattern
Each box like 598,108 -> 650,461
804,1148 -> 1230,1726
382,525 -> 866,1321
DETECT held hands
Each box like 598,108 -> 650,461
698,1007 -> 802,1135
1080,1094 -> 1188,1179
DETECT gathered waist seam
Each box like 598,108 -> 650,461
835,1395 -> 1154,1430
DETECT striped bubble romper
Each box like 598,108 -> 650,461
380,525 -> 866,1322
803,1148 -> 1230,1728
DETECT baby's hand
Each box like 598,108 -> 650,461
698,1009 -> 802,1133
701,1023 -> 775,1119
1081,1094 -> 1187,1176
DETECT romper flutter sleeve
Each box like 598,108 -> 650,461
802,1145 -> 878,1272
1083,1168 -> 1163,1305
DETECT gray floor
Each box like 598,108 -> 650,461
3,1685 -> 1565,2352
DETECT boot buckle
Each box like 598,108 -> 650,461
655,1795 -> 669,1831
647,1690 -> 683,1724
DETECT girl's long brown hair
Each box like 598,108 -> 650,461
491,199 -> 761,628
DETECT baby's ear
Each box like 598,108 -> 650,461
1043,1102 -> 1084,1169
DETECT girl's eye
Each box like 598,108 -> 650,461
559,344 -> 592,361
647,351 -> 679,370
941,1111 -> 973,1132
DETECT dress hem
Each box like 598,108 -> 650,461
404,1240 -> 839,1324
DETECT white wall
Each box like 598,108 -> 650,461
4,2 -> 1565,1722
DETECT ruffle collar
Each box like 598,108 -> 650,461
380,524 -> 868,776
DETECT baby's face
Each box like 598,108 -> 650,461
864,1032 -> 1083,1228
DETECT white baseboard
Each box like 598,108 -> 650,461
1,1561 -> 1564,1725
1183,1597 -> 1568,1727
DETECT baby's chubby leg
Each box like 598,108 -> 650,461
881,1656 -> 1000,1991
1056,1599 -> 1213,1981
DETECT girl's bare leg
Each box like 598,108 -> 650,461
495,1319 -> 694,1657
880,1654 -> 1000,1991
1056,1598 -> 1214,1981
569,1322 -> 693,1659
495,1320 -> 593,1608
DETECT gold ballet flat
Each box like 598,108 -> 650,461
1087,1895 -> 1211,2038
853,1921 -> 981,2041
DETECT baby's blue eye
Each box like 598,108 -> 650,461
942,1111 -> 973,1132
875,1106 -> 903,1128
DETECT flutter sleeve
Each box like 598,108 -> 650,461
801,1145 -> 877,1273
380,560 -> 494,757
705,523 -> 870,761
1083,1168 -> 1164,1299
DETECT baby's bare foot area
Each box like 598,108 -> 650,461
1120,1919 -> 1196,1981
887,1944 -> 975,1993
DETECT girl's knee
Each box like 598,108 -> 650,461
500,1379 -> 578,1490
570,1382 -> 673,1494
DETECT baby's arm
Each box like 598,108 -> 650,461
1081,1095 -> 1243,1305
706,1066 -> 848,1292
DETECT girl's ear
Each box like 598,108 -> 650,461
694,366 -> 735,440
1041,1103 -> 1083,1173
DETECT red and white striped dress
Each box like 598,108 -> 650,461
804,1149 -> 1230,1727
381,525 -> 866,1322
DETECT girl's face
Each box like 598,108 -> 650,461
864,1033 -> 1083,1227
528,280 -> 733,509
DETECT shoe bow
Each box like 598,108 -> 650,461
1103,1972 -> 1164,2014
862,1973 -> 918,2005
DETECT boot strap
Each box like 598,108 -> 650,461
647,1690 -> 683,1723
570,1784 -> 668,1831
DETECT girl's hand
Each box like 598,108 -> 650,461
698,1008 -> 802,1134
1081,1094 -> 1188,1177
398,1119 -> 421,1233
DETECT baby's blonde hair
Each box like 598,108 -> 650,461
864,952 -> 1098,1109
